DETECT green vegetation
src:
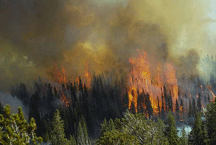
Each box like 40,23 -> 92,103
2,73 -> 216,145
165,111 -> 179,145
188,113 -> 209,145
3,99 -> 216,145
0,104 -> 43,144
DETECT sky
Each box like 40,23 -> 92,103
204,0 -> 216,56
209,0 -> 216,19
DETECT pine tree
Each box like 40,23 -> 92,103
165,110 -> 179,145
161,95 -> 166,120
100,118 -> 116,136
50,109 -> 69,145
122,110 -> 158,144
192,98 -> 197,115
188,99 -> 193,117
69,135 -> 76,145
175,99 -> 180,121
123,89 -> 129,111
197,93 -> 202,112
145,93 -> 153,118
0,102 -> 4,115
0,105 -> 43,144
96,129 -> 139,145
206,100 -> 216,144
130,101 -> 136,114
156,118 -> 169,145
77,117 -> 91,145
157,97 -> 161,117
188,112 -> 209,145
16,83 -> 30,106
180,127 -> 188,145
29,90 -> 43,136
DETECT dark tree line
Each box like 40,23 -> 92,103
6,73 -> 215,143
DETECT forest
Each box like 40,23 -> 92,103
1,0 -> 216,144
0,54 -> 215,144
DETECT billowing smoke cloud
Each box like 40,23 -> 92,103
0,0 -> 212,90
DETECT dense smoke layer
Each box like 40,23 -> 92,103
0,0 -> 212,90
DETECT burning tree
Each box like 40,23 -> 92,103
127,51 -> 179,116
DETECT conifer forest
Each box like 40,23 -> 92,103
0,0 -> 216,144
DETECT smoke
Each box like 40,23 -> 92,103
0,0 -> 212,90
0,92 -> 28,119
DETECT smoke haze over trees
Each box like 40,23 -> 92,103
0,0 -> 215,90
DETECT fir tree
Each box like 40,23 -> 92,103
165,110 -> 179,145
206,100 -> 216,144
157,97 -> 161,117
192,98 -> 197,115
123,89 -> 129,111
188,99 -> 193,117
16,83 -> 30,106
130,101 -> 136,114
145,93 -> 153,118
156,118 -> 169,145
180,127 -> 188,145
0,102 -> 4,115
77,117 -> 91,145
161,95 -> 166,120
175,99 -> 180,121
69,135 -> 76,145
50,109 -> 69,145
188,112 -> 209,145
197,93 -> 202,112
100,118 -> 116,136
28,90 -> 43,137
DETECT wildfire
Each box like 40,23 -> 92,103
127,51 -> 179,115
49,65 -> 67,84
61,93 -> 69,107
84,61 -> 92,88
207,85 -> 216,101
164,62 -> 178,110
48,65 -> 70,107
128,51 -> 152,112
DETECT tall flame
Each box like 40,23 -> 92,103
84,61 -> 92,88
207,85 -> 216,101
164,62 -> 179,111
127,51 -> 179,115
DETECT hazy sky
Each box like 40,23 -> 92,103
204,0 -> 216,56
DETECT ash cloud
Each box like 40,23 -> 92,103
0,0 -> 212,90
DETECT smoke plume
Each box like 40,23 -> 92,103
0,0 -> 212,90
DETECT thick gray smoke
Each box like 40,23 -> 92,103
0,0 -> 212,90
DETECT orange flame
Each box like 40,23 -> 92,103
164,62 -> 178,111
84,62 -> 91,88
49,65 -> 70,107
50,64 -> 67,84
127,51 -> 178,115
207,85 -> 216,101
61,93 -> 69,107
